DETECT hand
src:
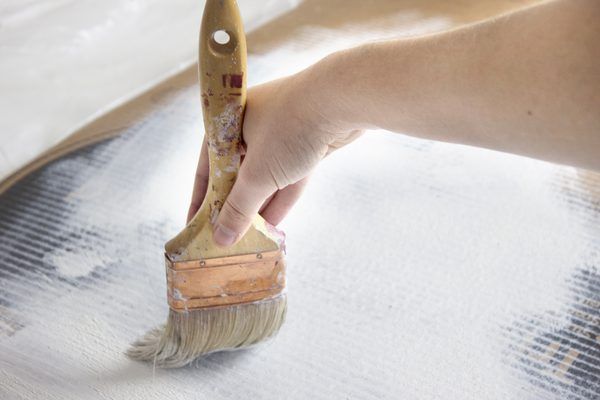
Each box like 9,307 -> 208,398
187,68 -> 363,246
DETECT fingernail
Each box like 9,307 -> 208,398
213,224 -> 237,247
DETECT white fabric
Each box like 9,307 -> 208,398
0,0 -> 299,182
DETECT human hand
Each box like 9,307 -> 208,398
187,67 -> 363,246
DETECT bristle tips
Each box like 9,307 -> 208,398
126,295 -> 287,368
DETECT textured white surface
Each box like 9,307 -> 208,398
0,0 -> 299,182
0,1 -> 599,399
0,88 -> 598,398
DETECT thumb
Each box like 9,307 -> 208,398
213,157 -> 275,247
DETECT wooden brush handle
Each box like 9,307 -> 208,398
166,0 -> 280,260
200,0 -> 247,210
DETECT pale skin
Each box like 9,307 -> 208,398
188,0 -> 600,246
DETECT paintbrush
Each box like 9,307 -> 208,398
127,0 -> 287,368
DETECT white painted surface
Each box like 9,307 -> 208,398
1,2 -> 598,399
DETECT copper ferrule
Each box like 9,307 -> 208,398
165,250 -> 286,311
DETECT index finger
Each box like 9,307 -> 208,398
187,137 -> 210,223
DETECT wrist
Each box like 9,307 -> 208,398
295,50 -> 370,134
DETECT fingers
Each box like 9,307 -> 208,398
187,138 -> 210,223
259,192 -> 276,214
260,177 -> 309,226
213,155 -> 276,247
325,129 -> 364,157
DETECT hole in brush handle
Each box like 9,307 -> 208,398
209,29 -> 237,55
213,30 -> 230,45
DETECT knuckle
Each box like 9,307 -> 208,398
240,164 -> 264,187
222,197 -> 250,225
262,153 -> 292,190
241,158 -> 279,192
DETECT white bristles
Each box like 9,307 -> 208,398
127,295 -> 287,368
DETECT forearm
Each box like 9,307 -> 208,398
307,0 -> 600,170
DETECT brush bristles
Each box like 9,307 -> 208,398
127,295 -> 287,368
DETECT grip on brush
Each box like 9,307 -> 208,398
163,0 -> 286,310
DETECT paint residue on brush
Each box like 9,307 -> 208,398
208,102 -> 243,157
